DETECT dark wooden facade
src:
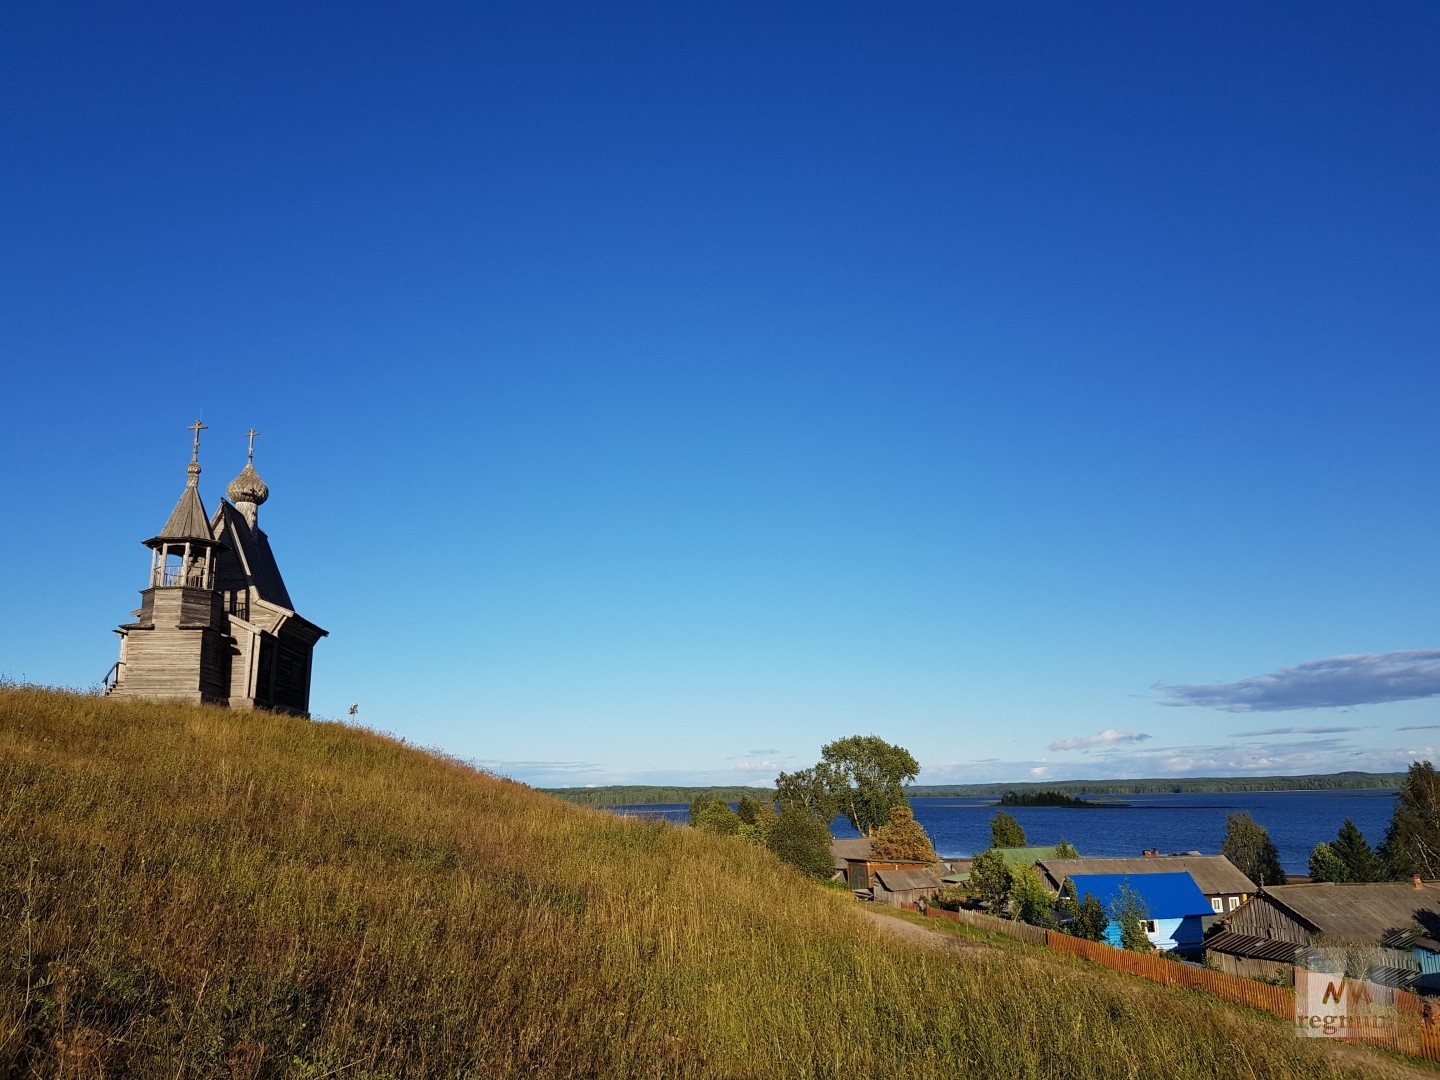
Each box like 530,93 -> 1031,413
109,425 -> 326,715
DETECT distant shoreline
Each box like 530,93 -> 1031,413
541,771 -> 1403,806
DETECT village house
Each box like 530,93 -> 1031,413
830,837 -> 873,883
871,867 -> 944,908
1036,854 -> 1255,916
843,854 -> 936,897
1067,872 -> 1215,954
943,844 -> 1069,887
1206,879 -> 1440,990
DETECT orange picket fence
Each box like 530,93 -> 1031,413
912,905 -> 1440,1062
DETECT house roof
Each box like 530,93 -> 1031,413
1067,872 -> 1214,919
874,868 -> 943,893
1253,882 -> 1440,947
1037,856 -> 1255,897
993,845 -> 1062,868
831,837 -> 873,870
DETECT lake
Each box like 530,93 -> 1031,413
607,788 -> 1400,875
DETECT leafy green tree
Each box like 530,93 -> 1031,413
1382,762 -> 1440,880
773,764 -> 842,825
1308,841 -> 1349,883
736,794 -> 760,826
989,810 -> 1027,848
869,804 -> 938,863
1111,880 -> 1151,952
1010,865 -> 1054,927
737,801 -> 777,846
1221,811 -> 1286,886
1072,892 -> 1109,942
690,797 -> 740,835
766,803 -> 834,878
1332,818 -> 1382,882
819,736 -> 921,836
970,847 -> 1011,914
1054,838 -> 1079,859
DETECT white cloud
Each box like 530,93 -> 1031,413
734,759 -> 780,774
1048,729 -> 1152,752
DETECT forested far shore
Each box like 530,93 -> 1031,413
541,772 -> 1406,805
905,772 -> 1405,797
540,785 -> 776,806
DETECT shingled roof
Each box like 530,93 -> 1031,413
1037,856 -> 1255,897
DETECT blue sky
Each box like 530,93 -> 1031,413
3,3 -> 1438,787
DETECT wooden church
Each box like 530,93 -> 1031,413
107,421 -> 326,715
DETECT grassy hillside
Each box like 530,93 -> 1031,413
0,686 -> 1392,1078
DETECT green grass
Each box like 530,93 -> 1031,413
0,685 -> 1396,1077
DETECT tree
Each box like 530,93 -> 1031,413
1054,838 -> 1079,859
970,847 -> 1011,914
1221,811 -> 1286,886
1010,865 -> 1054,927
690,797 -> 740,835
1382,762 -> 1440,880
773,764 -> 841,825
1332,818 -> 1383,882
736,794 -> 761,826
869,805 -> 938,863
766,803 -> 834,878
1111,880 -> 1151,952
1072,892 -> 1109,942
1308,842 -> 1349,883
737,801 -> 777,846
990,810 -> 1027,848
819,736 -> 920,836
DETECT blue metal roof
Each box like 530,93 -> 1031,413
1067,872 -> 1213,919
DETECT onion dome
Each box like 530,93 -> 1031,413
227,461 -> 269,507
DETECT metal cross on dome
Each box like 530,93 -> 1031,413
187,419 -> 208,462
245,427 -> 259,463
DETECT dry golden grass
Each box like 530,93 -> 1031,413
0,685 -> 1395,1077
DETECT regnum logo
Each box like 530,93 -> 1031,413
1294,947 -> 1394,1039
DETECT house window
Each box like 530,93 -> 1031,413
1228,896 -> 1240,911
1211,897 -> 1224,914
1144,920 -> 1157,934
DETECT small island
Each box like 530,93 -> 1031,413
999,790 -> 1128,808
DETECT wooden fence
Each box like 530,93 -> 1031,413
908,904 -> 1440,1062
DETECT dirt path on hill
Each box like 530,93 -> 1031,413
857,907 -> 1000,955
859,908 -> 1439,1079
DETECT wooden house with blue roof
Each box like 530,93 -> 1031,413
107,422 -> 326,715
1067,872 -> 1214,954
